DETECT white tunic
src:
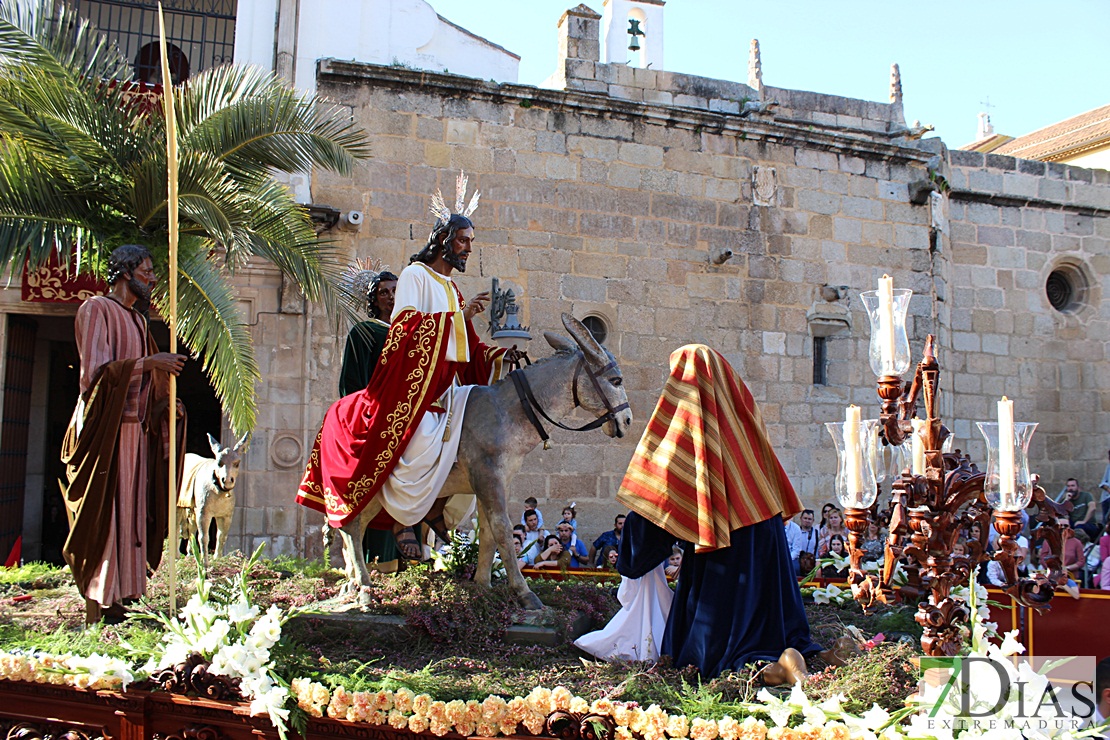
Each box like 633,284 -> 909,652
359,263 -> 484,529
573,564 -> 674,663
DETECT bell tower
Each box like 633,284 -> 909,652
601,0 -> 664,69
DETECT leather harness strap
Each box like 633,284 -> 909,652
509,356 -> 629,447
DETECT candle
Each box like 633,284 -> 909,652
845,405 -> 862,495
998,397 -> 1015,502
877,275 -> 896,372
911,418 -> 926,476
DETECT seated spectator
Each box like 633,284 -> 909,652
820,535 -> 849,579
665,546 -> 682,578
783,513 -> 802,573
553,521 -> 589,567
591,513 -> 625,566
1098,520 -> 1110,588
985,550 -> 1006,587
1101,520 -> 1110,569
817,508 -> 847,556
520,497 -> 544,529
1076,529 -> 1100,588
513,531 -> 535,567
965,521 -> 985,550
818,502 -> 836,530
521,508 -> 547,545
1056,478 -> 1099,539
861,521 -> 885,563
952,541 -> 968,558
1040,520 -> 1085,579
559,503 -> 578,533
598,545 -> 619,571
532,534 -> 565,568
983,532 -> 1029,581
1100,449 -> 1110,525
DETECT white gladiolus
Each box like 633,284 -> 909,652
227,599 -> 259,625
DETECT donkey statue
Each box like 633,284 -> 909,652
178,432 -> 250,561
335,314 -> 632,609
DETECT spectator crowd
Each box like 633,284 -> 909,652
779,448 -> 1110,590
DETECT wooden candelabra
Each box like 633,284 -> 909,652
845,335 -> 1071,656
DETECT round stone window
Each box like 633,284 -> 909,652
1045,263 -> 1089,314
581,315 -> 609,345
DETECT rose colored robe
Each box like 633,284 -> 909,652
66,296 -> 153,607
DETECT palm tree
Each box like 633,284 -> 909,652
0,2 -> 372,433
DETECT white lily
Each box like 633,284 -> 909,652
755,688 -> 794,728
860,704 -> 891,731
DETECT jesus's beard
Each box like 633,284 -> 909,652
443,247 -> 467,272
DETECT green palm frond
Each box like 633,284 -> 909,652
0,140 -> 109,266
178,64 -> 371,176
164,244 -> 260,434
0,2 -> 132,84
0,0 -> 372,433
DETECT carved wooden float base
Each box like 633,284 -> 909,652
0,679 -> 481,740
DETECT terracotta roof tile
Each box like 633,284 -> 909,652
992,104 -> 1110,161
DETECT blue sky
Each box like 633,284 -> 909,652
430,0 -> 1109,148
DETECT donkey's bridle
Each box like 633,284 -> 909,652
509,357 -> 629,448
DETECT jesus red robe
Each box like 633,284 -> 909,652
297,263 -> 505,528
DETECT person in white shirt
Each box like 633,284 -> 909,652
786,509 -> 819,576
521,509 -> 547,546
985,535 -> 1029,585
784,515 -> 802,574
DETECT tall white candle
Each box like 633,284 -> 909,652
877,275 -> 896,372
998,397 -> 1015,501
845,405 -> 862,495
911,418 -> 926,476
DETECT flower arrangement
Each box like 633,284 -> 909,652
0,649 -> 135,690
1,560 -> 1102,740
127,541 -> 305,738
807,583 -> 855,606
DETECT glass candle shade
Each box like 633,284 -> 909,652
942,433 -> 955,453
860,288 -> 913,377
872,435 -> 908,487
975,421 -> 1038,511
826,418 -> 880,509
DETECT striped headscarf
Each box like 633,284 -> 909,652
617,345 -> 802,553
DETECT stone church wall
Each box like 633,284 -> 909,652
222,39 -> 1110,557
221,64 -> 837,552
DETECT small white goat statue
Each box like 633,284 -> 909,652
177,432 -> 250,561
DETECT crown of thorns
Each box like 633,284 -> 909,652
429,171 -> 480,222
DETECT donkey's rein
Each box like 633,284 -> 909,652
509,359 -> 629,446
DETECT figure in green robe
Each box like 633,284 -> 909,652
339,267 -> 399,562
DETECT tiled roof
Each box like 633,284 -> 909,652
959,133 -> 1013,153
991,104 -> 1110,161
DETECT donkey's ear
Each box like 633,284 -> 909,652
561,313 -> 607,366
544,331 -> 575,353
234,433 -> 251,452
207,433 -> 222,456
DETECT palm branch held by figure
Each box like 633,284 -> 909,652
0,2 -> 372,432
